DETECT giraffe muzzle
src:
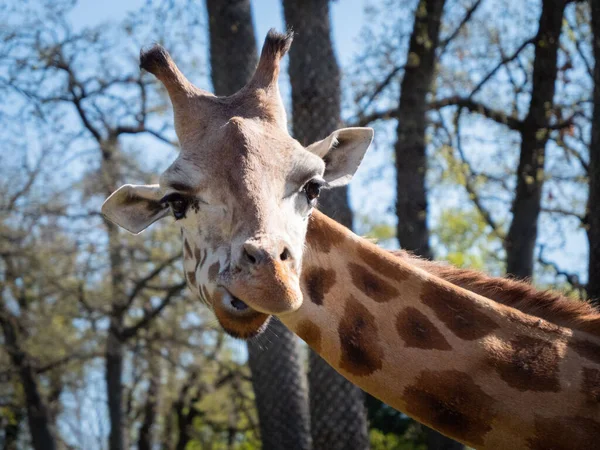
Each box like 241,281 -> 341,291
221,258 -> 303,315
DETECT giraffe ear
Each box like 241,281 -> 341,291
305,127 -> 374,187
101,184 -> 170,234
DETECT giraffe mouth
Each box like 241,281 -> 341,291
212,287 -> 271,339
222,289 -> 250,312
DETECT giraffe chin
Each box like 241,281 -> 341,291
212,288 -> 272,339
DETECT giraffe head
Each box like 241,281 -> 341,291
101,30 -> 373,339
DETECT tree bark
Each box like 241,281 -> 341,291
205,0 -> 258,96
105,326 -> 125,450
137,348 -> 160,450
205,3 -> 312,449
394,0 -> 446,260
587,0 -> 600,306
247,319 -> 312,450
0,313 -> 56,450
505,0 -> 567,278
282,1 -> 370,449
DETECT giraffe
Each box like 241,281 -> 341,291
101,31 -> 600,448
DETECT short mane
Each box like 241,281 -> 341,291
393,250 -> 600,338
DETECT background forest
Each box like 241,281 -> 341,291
1,0 -> 598,449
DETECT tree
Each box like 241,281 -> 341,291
0,146 -> 90,450
587,0 -> 600,306
394,0 -> 447,260
0,309 -> 57,450
282,1 -> 369,449
206,1 -> 311,449
505,0 -> 571,278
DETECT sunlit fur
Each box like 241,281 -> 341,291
394,250 -> 600,337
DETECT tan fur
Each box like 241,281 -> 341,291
393,250 -> 600,339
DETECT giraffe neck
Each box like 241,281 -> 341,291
278,210 -> 600,449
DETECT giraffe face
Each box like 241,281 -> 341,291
102,119 -> 372,338
100,31 -> 373,338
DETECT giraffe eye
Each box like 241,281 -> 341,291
161,193 -> 190,220
303,179 -> 326,204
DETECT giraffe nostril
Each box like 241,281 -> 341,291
280,247 -> 291,262
243,247 -> 257,264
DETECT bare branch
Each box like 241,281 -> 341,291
121,282 -> 186,340
125,253 -> 181,309
541,207 -> 585,221
468,37 -> 535,98
432,96 -> 523,131
439,0 -> 484,56
538,245 -> 586,293
359,64 -> 404,113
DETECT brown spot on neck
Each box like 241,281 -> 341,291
296,320 -> 322,353
303,266 -> 336,306
357,244 -> 411,282
421,282 -> 499,341
306,210 -> 347,254
338,296 -> 384,377
348,263 -> 400,303
527,416 -> 600,450
396,307 -> 452,351
487,335 -> 561,392
582,367 -> 600,406
403,370 -> 497,447
571,339 -> 600,365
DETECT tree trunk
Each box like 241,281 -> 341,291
173,369 -> 201,450
587,0 -> 600,307
505,0 -> 567,278
247,319 -> 312,450
0,313 -> 56,450
105,326 -> 125,450
205,0 -> 258,96
394,0 -> 446,260
205,3 -> 312,449
282,1 -> 369,449
101,136 -> 127,450
394,1 -> 464,448
138,348 -> 160,450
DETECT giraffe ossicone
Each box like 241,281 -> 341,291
102,30 -> 600,448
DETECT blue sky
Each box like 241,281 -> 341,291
69,0 -> 367,66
